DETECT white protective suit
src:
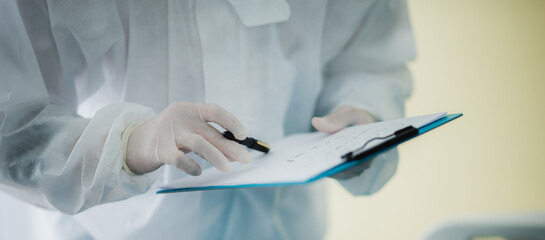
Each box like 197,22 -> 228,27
0,0 -> 414,239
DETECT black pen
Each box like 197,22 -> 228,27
223,131 -> 270,153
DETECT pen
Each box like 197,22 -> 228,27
223,131 -> 270,153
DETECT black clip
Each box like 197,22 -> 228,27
342,126 -> 418,162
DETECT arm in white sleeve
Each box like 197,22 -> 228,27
0,1 -> 157,214
317,0 -> 415,195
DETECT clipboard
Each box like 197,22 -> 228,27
157,113 -> 463,194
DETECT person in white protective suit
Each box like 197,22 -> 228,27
0,0 -> 415,239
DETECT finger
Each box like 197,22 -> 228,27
312,106 -> 350,133
312,117 -> 340,134
157,146 -> 202,176
176,133 -> 231,172
187,103 -> 247,140
312,106 -> 374,133
330,159 -> 373,180
194,123 -> 251,163
176,153 -> 203,176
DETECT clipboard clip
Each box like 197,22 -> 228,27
341,125 -> 419,162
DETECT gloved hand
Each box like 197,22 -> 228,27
312,105 -> 376,179
311,105 -> 375,134
125,102 -> 251,175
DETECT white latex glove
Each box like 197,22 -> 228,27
125,102 -> 251,175
312,105 -> 376,179
311,105 -> 375,134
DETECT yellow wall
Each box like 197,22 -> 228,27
325,0 -> 545,239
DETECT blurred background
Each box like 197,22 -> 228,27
325,0 -> 545,239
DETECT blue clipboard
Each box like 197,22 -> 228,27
157,113 -> 463,194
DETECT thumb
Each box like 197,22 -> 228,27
312,115 -> 345,134
312,106 -> 375,133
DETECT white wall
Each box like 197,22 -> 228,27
326,1 -> 545,239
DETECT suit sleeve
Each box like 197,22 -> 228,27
0,1 -> 157,214
317,0 -> 415,195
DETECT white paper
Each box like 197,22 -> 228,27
160,112 -> 446,190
